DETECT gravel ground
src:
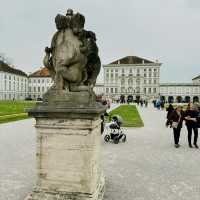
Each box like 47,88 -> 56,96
0,105 -> 200,200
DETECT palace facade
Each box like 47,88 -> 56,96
159,83 -> 200,103
103,56 -> 161,100
28,67 -> 53,100
0,61 -> 28,100
0,56 -> 200,103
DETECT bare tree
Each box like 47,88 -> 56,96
0,53 -> 13,66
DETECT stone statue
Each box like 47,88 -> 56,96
43,9 -> 101,92
27,11 -> 105,200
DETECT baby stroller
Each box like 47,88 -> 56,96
104,115 -> 127,144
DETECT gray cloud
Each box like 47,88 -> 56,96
0,0 -> 199,82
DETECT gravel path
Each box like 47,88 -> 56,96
103,105 -> 200,200
0,105 -> 200,200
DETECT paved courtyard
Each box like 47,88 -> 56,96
0,105 -> 200,200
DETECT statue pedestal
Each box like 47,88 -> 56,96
25,103 -> 105,200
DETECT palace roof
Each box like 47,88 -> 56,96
0,60 -> 27,77
108,56 -> 159,65
192,75 -> 200,80
29,67 -> 51,78
160,83 -> 200,87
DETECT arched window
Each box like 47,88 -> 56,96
128,78 -> 133,86
121,78 -> 125,86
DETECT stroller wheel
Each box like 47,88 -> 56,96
104,135 -> 110,142
122,135 -> 127,143
113,137 -> 119,144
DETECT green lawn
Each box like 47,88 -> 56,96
107,105 -> 144,127
0,101 -> 36,124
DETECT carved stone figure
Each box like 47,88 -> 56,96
43,9 -> 100,92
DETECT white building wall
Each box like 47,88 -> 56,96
160,84 -> 200,102
28,77 -> 53,100
104,64 -> 161,100
0,72 -> 28,100
0,72 -> 3,100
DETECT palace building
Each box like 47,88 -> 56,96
0,56 -> 200,103
28,67 -> 53,100
103,56 -> 161,100
0,61 -> 28,100
159,83 -> 200,103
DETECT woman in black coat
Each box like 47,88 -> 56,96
166,106 -> 184,148
184,103 -> 199,148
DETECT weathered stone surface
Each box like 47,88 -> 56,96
42,89 -> 97,108
26,8 -> 105,200
26,107 -> 105,200
43,9 -> 101,93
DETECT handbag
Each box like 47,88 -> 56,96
171,121 -> 178,129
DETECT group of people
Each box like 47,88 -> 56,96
137,99 -> 148,107
153,99 -> 165,110
166,103 -> 200,148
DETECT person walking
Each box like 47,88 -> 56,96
145,100 -> 148,107
166,106 -> 184,148
160,100 -> 165,110
166,104 -> 174,120
184,103 -> 199,148
156,99 -> 161,110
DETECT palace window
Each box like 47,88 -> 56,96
153,88 -> 157,93
144,88 -> 146,94
106,88 -> 109,93
136,78 -> 140,85
148,88 -> 151,94
121,78 -> 125,86
128,78 -> 133,86
121,87 -> 125,93
149,73 -> 152,77
128,87 -> 133,93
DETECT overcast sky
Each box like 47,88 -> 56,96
0,0 -> 200,83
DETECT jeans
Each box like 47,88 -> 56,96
186,126 -> 198,145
